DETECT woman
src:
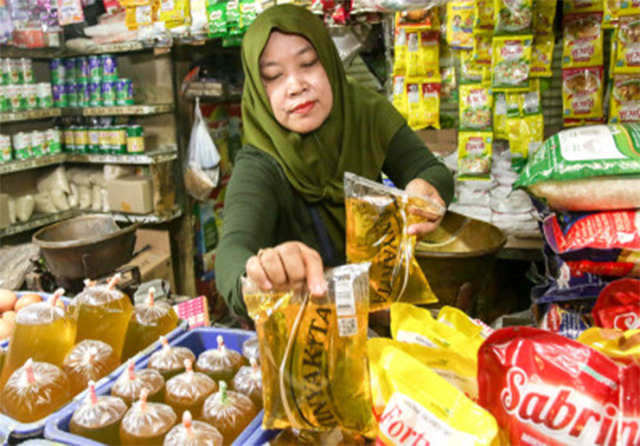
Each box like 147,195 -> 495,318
215,5 -> 454,319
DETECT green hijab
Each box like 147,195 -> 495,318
241,4 -> 405,252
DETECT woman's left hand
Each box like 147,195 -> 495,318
404,178 -> 446,239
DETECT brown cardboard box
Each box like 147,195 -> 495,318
0,194 -> 10,229
124,229 -> 176,292
107,175 -> 154,214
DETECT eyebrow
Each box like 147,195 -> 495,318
259,44 -> 315,69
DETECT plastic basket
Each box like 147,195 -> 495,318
45,326 -> 259,446
0,291 -> 188,442
244,414 -> 280,446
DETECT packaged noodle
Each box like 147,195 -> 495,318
421,82 -> 441,130
393,28 -> 407,75
562,66 -> 604,119
614,15 -> 640,75
419,31 -> 440,70
473,33 -> 493,65
344,174 -> 443,310
491,35 -> 533,92
563,0 -> 604,13
562,12 -> 604,69
474,0 -> 494,33
458,131 -> 493,181
478,327 -> 640,446
531,36 -> 554,77
494,0 -> 533,35
243,263 -> 374,434
368,338 -> 499,446
440,67 -> 458,104
577,327 -> 640,365
460,49 -> 483,84
446,1 -> 474,50
493,93 -> 508,139
532,0 -> 557,36
610,74 -> 640,123
392,76 -> 407,118
406,79 -> 426,130
619,0 -> 640,17
459,84 -> 493,130
406,32 -> 421,77
125,4 -> 152,30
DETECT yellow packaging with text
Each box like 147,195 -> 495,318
577,328 -> 640,364
473,33 -> 493,65
533,0 -> 557,35
609,74 -> 640,123
531,36 -> 554,77
446,1 -> 475,49
437,305 -> 489,340
459,83 -> 493,130
562,12 -> 604,69
393,28 -> 407,75
474,0 -> 494,33
614,16 -> 640,75
491,35 -> 533,92
458,131 -> 493,181
392,76 -> 407,119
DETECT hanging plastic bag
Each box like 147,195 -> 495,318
184,98 -> 220,201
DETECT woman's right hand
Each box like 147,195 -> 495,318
245,241 -> 327,297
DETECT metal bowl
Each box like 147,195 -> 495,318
33,215 -> 139,280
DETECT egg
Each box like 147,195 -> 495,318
0,319 -> 13,340
2,311 -> 16,325
14,293 -> 43,313
0,289 -> 18,312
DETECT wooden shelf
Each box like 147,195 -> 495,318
0,108 -> 62,124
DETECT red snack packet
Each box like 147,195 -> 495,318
592,279 -> 640,331
478,327 -> 640,446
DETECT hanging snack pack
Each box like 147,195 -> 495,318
474,0 -> 494,32
478,327 -> 640,446
446,1 -> 474,50
344,173 -> 442,311
533,0 -> 557,36
393,28 -> 407,75
562,12 -> 604,69
392,76 -> 407,118
592,278 -> 640,331
367,338 -> 499,446
459,84 -> 493,130
457,130 -> 493,180
577,327 -> 640,365
243,263 -> 374,434
493,93 -> 508,139
472,34 -> 493,66
614,15 -> 640,74
494,0 -> 533,35
530,36 -> 554,77
491,35 -> 533,92
609,74 -> 640,123
514,124 -> 640,211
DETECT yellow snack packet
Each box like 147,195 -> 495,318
160,0 -> 187,24
344,174 -> 443,312
563,0 -> 603,13
603,0 -> 621,28
419,31 -> 440,70
393,28 -> 407,76
614,15 -> 640,75
609,74 -> 640,123
460,49 -> 483,84
473,33 -> 493,65
367,338 -> 499,446
406,32 -> 421,77
395,8 -> 440,31
459,83 -> 493,130
494,0 -> 533,35
406,79 -> 427,130
491,35 -> 533,92
577,328 -> 640,365
446,1 -> 475,50
562,66 -> 604,119
493,93 -> 508,139
125,4 -> 152,30
392,76 -> 407,119
562,12 -> 604,69
421,82 -> 441,130
531,36 -> 554,77
458,130 -> 493,181
437,305 -> 492,339
618,1 -> 640,17
533,0 -> 557,36
474,0 -> 494,33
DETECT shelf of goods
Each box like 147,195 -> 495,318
0,104 -> 174,124
0,41 -> 146,59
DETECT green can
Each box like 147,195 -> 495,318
36,83 -> 53,109
111,126 -> 127,154
102,81 -> 116,107
46,128 -> 62,154
77,82 -> 89,107
74,126 -> 89,153
64,58 -> 76,85
88,56 -> 102,81
50,59 -> 65,85
24,84 -> 37,110
30,131 -> 45,157
64,127 -> 76,152
126,125 -> 145,153
19,59 -> 34,85
116,79 -> 134,106
99,127 -> 111,154
1,59 -> 11,85
100,54 -> 118,81
12,132 -> 31,160
0,85 -> 8,112
67,83 -> 78,108
8,84 -> 23,111
0,135 -> 12,163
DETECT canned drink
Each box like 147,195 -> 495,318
88,56 -> 102,81
76,57 -> 90,83
1,59 -> 11,85
19,58 -> 34,84
102,81 -> 116,106
126,125 -> 145,153
52,83 -> 68,107
116,79 -> 134,106
9,59 -> 21,84
24,84 -> 37,109
100,54 -> 118,81
89,82 -> 102,107
63,127 -> 75,152
0,85 -> 8,112
77,82 -> 89,107
12,132 -> 30,160
50,58 -> 66,85
64,58 -> 76,84
74,126 -> 89,153
88,127 -> 100,154
31,130 -> 45,157
0,134 -> 12,163
8,84 -> 22,111
111,126 -> 127,154
36,82 -> 53,109
46,128 -> 62,154
67,83 -> 78,108
99,127 -> 111,153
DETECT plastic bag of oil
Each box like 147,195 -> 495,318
367,338 -> 499,446
344,173 -> 443,312
243,263 -> 374,435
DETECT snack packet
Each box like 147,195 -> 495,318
368,338 -> 499,446
603,0 -> 621,28
207,1 -> 227,39
421,82 -> 441,130
395,8 -> 440,30
478,327 -> 640,445
460,49 -> 484,84
562,12 -> 604,69
592,278 -> 640,330
494,0 -> 533,35
440,67 -> 458,104
437,305 -> 494,338
446,1 -> 474,50
474,0 -> 494,33
406,79 -> 426,130
405,32 -> 421,77
563,0 -> 603,13
243,263 -> 374,434
562,66 -> 604,119
459,84 -> 493,130
577,327 -> 640,364
393,28 -> 407,75
491,35 -> 533,92
531,36 -> 554,77
458,130 -> 493,180
493,93 -> 508,139
609,74 -> 640,123
473,33 -> 493,65
344,173 -> 443,311
614,15 -> 640,75
533,0 -> 557,36
419,31 -> 440,71
392,76 -> 407,118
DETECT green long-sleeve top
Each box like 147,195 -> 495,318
215,124 -> 454,320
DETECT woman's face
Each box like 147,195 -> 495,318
259,31 -> 333,134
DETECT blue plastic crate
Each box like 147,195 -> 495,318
0,291 -> 188,442
45,326 -> 260,446
244,413 -> 280,446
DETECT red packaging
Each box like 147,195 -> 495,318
478,327 -> 640,446
592,279 -> 640,331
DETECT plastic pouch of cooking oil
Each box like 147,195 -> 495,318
196,335 -> 245,383
74,274 -> 133,360
111,359 -> 165,406
70,381 -> 128,445
201,381 -> 258,444
165,359 -> 217,419
231,358 -> 263,410
1,288 -> 76,386
577,327 -> 640,365
63,339 -> 120,395
367,339 -> 499,446
243,262 -> 374,435
344,173 -> 443,312
121,287 -> 179,360
148,336 -> 196,380
1,358 -> 71,422
120,388 -> 177,445
164,410 -> 223,446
